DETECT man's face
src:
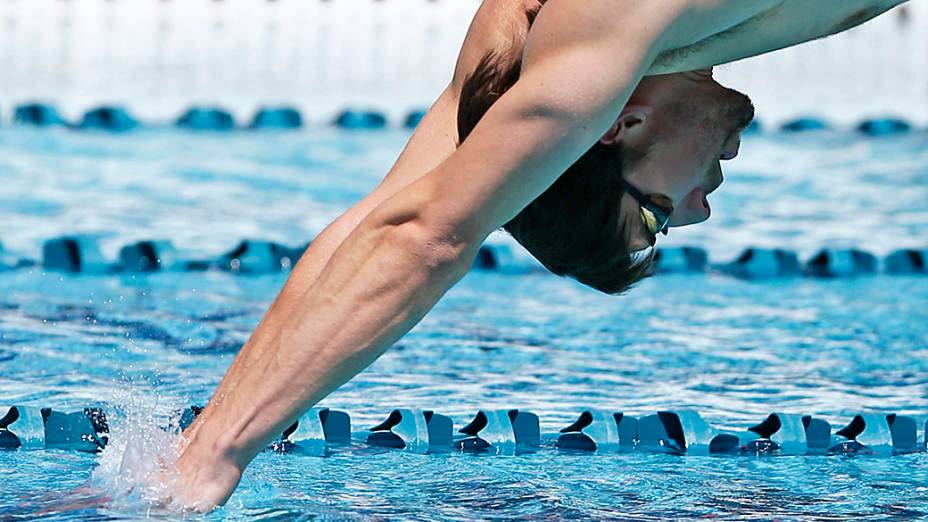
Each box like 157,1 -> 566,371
611,69 -> 755,249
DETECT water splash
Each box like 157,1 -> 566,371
89,387 -> 187,515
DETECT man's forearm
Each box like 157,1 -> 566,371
176,193 -> 384,449
180,89 -> 465,448
649,0 -> 908,74
173,188 -> 476,508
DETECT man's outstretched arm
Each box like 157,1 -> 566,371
649,0 -> 909,74
170,0 -> 779,509
175,0 -> 560,458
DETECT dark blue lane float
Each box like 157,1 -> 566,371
456,409 -> 540,453
638,410 -> 744,455
219,240 -> 307,273
856,118 -> 912,137
780,117 -> 830,133
2,406 -> 925,456
654,247 -> 708,273
118,240 -> 180,272
250,107 -> 303,130
885,249 -> 927,275
43,236 -> 111,274
805,248 -> 878,278
557,410 -> 637,452
14,103 -> 66,127
367,409 -> 453,453
718,248 -> 802,279
274,408 -> 351,453
404,110 -> 427,129
472,243 -> 544,274
0,406 -> 108,452
176,107 -> 236,131
79,106 -> 139,132
334,110 -> 388,130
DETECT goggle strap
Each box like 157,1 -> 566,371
620,178 -> 648,202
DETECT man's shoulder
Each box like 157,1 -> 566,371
450,0 -> 540,96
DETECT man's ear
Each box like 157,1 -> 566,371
599,105 -> 652,145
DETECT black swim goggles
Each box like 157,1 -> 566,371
620,179 -> 673,237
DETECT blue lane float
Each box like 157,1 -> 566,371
14,103 -> 66,127
805,248 -> 878,277
219,240 -> 306,273
472,243 -> 544,274
367,409 -> 453,453
780,117 -> 830,133
719,248 -> 801,279
637,410 -> 742,455
832,413 -> 894,455
250,107 -> 303,130
334,110 -> 388,130
118,240 -> 179,272
79,106 -> 139,132
557,410 -> 637,452
42,236 -> 110,274
404,110 -> 427,129
802,415 -> 834,452
654,247 -> 708,273
885,249 -> 926,275
277,407 -> 351,453
857,118 -> 912,137
887,414 -> 921,453
456,409 -> 540,453
176,107 -> 236,131
0,406 -> 108,452
742,413 -> 810,455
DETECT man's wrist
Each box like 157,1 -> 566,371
172,429 -> 246,511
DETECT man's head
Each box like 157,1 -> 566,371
605,69 -> 756,250
458,54 -> 753,294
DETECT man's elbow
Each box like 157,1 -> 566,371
364,196 -> 480,279
394,219 -> 476,274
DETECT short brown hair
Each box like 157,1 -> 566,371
456,33 -> 653,294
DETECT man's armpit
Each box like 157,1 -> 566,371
651,0 -> 903,72
832,5 -> 900,34
653,1 -> 787,70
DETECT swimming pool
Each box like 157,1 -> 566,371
0,127 -> 926,519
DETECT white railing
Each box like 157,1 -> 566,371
0,0 -> 925,127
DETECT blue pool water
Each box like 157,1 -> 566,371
0,128 -> 927,520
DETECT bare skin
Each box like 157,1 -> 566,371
165,0 -> 909,511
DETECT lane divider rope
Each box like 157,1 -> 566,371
1,406 -> 924,456
1,237 -> 925,279
9,103 -> 926,135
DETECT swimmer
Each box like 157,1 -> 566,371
166,0 -> 908,510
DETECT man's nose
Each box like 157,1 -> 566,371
721,134 -> 741,160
